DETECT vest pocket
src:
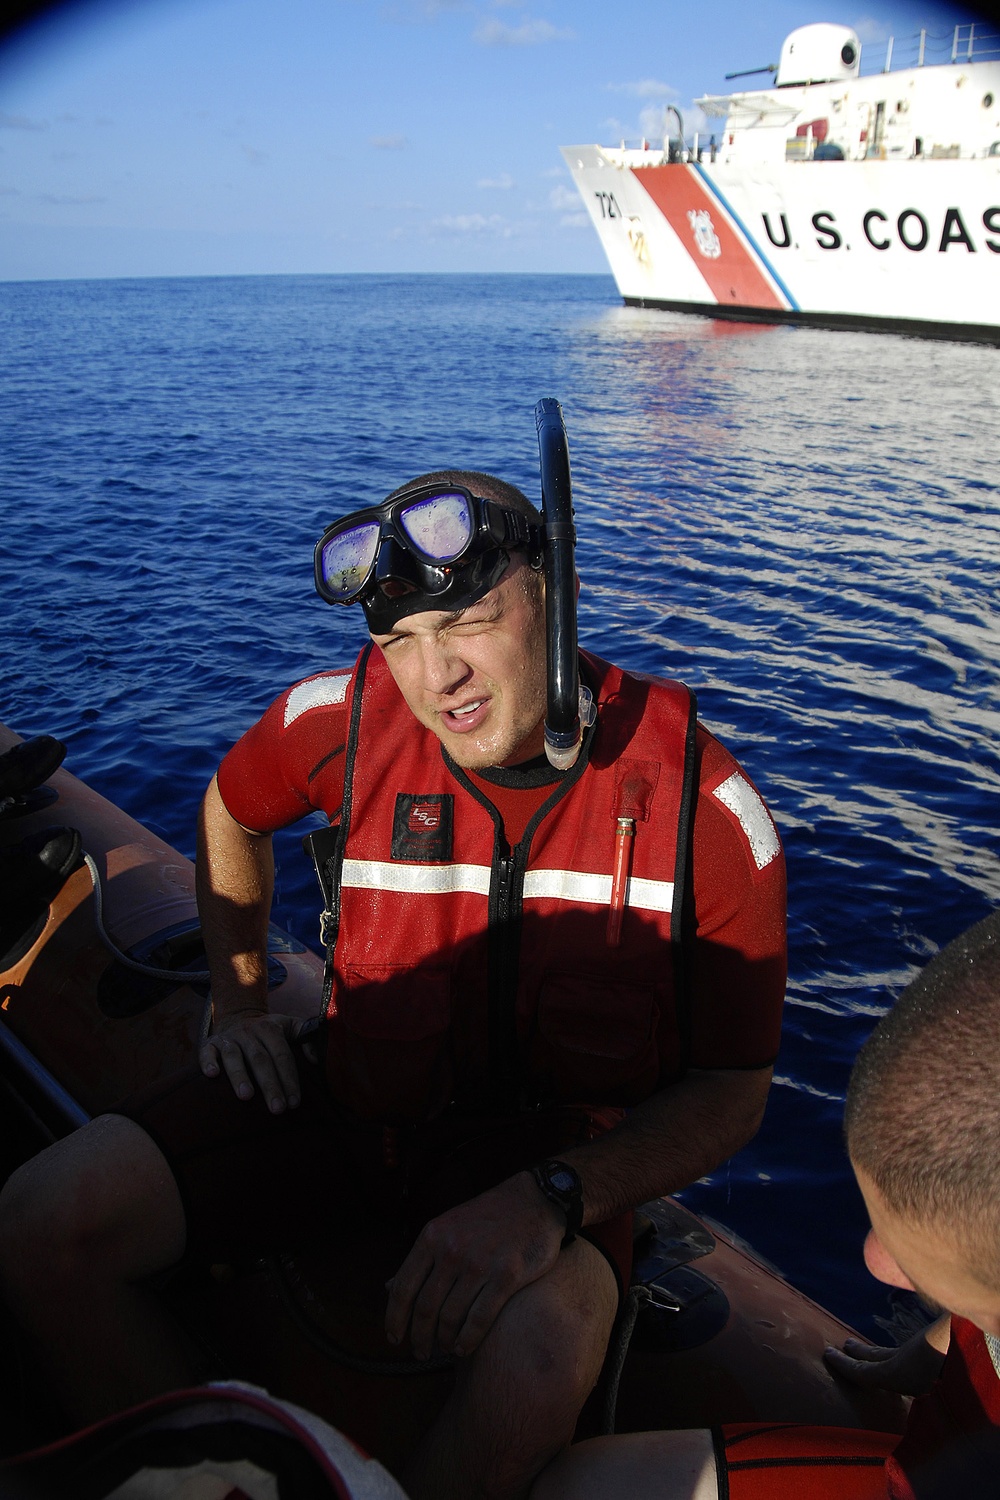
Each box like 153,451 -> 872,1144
532,974 -> 661,1104
326,964 -> 454,1123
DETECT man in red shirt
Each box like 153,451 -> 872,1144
530,910 -> 1000,1500
0,467 -> 785,1500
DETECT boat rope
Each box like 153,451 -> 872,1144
82,851 -> 212,984
598,1283 -> 650,1436
266,1252 -> 455,1378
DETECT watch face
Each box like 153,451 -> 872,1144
550,1168 -> 576,1193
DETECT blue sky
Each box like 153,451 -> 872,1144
0,0 -> 986,279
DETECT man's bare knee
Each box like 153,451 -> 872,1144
470,1239 -> 620,1441
518,1240 -> 619,1398
0,1113 -> 186,1298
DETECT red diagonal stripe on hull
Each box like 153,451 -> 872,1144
632,163 -> 785,310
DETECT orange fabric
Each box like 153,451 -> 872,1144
630,163 -> 786,311
718,1424 -> 898,1500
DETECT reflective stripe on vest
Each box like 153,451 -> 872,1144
341,857 -> 674,913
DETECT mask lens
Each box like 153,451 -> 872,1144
320,520 -> 380,601
398,492 -> 473,562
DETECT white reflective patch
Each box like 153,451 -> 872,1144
987,1333 -> 1000,1382
341,859 -> 492,896
712,772 -> 780,871
524,869 -> 674,913
341,860 -> 676,912
625,876 -> 676,913
524,869 -> 611,905
283,674 -> 351,728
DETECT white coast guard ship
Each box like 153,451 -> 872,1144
563,22 -> 1000,342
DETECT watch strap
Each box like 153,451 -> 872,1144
530,1159 -> 584,1246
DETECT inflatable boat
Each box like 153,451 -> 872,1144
0,722 -> 906,1479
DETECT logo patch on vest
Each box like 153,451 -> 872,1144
392,794 -> 454,863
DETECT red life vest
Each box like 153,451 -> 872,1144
886,1316 -> 1000,1498
318,644 -> 696,1124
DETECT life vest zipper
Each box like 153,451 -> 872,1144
487,841 -> 521,1107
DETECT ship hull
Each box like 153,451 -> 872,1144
562,150 -> 1000,342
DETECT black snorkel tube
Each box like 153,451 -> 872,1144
535,397 -> 593,771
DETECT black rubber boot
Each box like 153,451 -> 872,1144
0,737 -> 67,800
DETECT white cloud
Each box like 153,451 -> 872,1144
477,171 -> 514,188
417,211 -> 518,237
605,78 -> 678,100
544,182 -> 590,227
433,212 -> 505,232
475,17 -> 574,45
36,193 -> 105,204
0,112 -> 47,131
382,0 -> 469,22
549,184 -> 579,212
598,96 -> 713,148
640,104 -> 672,140
371,134 -> 408,149
852,15 -> 890,43
601,80 -> 682,143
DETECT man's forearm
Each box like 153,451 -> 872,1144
195,774 -> 275,1024
555,1067 -> 772,1228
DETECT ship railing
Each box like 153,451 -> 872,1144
614,138 -> 669,157
857,24 -> 1000,76
611,135 -> 721,164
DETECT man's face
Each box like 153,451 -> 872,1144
855,1166 -> 1000,1336
369,556 -> 548,771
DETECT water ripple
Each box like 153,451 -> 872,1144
2,274 -> 998,1333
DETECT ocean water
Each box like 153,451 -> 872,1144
3,272 -> 999,1336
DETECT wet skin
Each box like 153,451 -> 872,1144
369,555 -> 548,772
856,1165 -> 1000,1336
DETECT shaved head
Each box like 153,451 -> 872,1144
845,910 -> 1000,1285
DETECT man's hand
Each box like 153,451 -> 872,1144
385,1171 -> 566,1363
199,1010 -> 309,1113
823,1316 -> 949,1396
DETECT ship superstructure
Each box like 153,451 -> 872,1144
563,22 -> 1000,341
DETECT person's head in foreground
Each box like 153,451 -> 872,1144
314,469 -> 548,771
846,907 -> 1000,1332
529,909 -> 1000,1500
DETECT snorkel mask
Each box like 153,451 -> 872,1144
313,483 -> 543,634
313,400 -> 593,769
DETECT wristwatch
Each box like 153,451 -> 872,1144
530,1159 -> 584,1246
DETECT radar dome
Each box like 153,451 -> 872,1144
776,23 -> 861,87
